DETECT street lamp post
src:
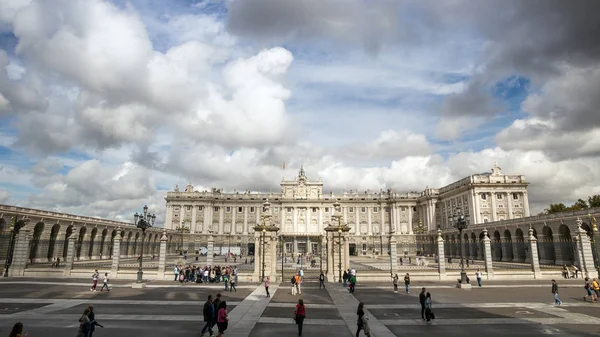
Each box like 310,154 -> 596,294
448,208 -> 470,286
134,205 -> 156,284
589,214 -> 599,278
3,217 -> 28,277
414,220 -> 425,256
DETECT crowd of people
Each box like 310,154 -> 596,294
174,265 -> 239,291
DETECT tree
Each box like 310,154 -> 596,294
545,203 -> 568,214
589,194 -> 600,208
572,198 -> 589,211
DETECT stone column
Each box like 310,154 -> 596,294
575,220 -> 595,278
110,228 -> 122,278
157,230 -> 168,280
389,235 -> 398,275
482,228 -> 494,279
207,234 -> 214,266
436,229 -> 446,280
528,227 -> 542,279
253,234 -> 261,281
63,234 -> 78,277
9,229 -> 31,277
326,235 -> 334,281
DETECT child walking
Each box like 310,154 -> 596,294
100,273 -> 110,291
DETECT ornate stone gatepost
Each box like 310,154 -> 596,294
9,229 -> 31,277
270,235 -> 278,281
63,233 -> 78,277
389,235 -> 398,275
326,235 -> 334,282
110,228 -> 122,278
157,230 -> 168,280
253,234 -> 261,282
575,218 -> 595,278
482,228 -> 494,279
207,233 -> 214,267
528,226 -> 542,279
436,229 -> 447,280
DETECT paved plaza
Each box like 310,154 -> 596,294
0,278 -> 599,336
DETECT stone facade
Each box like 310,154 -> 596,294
164,164 -> 529,257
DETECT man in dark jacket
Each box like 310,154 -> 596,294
87,304 -> 103,337
419,287 -> 427,320
211,293 -> 222,330
201,295 -> 214,336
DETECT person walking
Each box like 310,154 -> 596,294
265,276 -> 270,297
552,279 -> 562,305
90,270 -> 99,292
343,270 -> 349,288
294,299 -> 306,336
419,287 -> 427,320
319,272 -> 326,289
88,304 -> 104,337
8,322 -> 27,337
77,308 -> 92,337
355,302 -> 370,337
217,301 -> 229,337
584,277 -> 595,302
295,273 -> 302,295
230,274 -> 237,292
201,295 -> 214,337
404,273 -> 411,294
392,274 -> 399,293
211,293 -> 222,331
291,275 -> 297,295
475,269 -> 483,287
425,292 -> 435,323
100,273 -> 110,291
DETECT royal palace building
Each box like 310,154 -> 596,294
164,164 -> 530,257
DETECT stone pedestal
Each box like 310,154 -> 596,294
457,282 -> 472,289
528,227 -> 542,279
436,230 -> 446,280
389,236 -> 398,275
9,229 -> 31,277
575,222 -> 595,278
482,228 -> 494,279
253,231 -> 278,282
207,235 -> 214,267
63,234 -> 78,277
110,228 -> 122,278
157,230 -> 168,280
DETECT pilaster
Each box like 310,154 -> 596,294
528,227 -> 542,279
436,229 -> 446,279
157,230 -> 168,280
482,228 -> 494,279
575,220 -> 595,278
9,229 -> 31,277
110,228 -> 122,277
63,234 -> 78,277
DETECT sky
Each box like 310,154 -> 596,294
0,0 -> 599,225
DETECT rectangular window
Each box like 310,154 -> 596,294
349,207 -> 354,213
513,193 -> 519,200
312,207 -> 318,212
484,218 -> 489,223
238,207 -> 243,213
325,207 -> 329,212
402,207 -> 406,212
373,207 -> 378,213
385,207 -> 390,213
497,194 -> 503,200
413,207 -> 416,212
287,207 -> 292,212
481,194 -> 487,200
274,207 -> 279,213
226,207 -> 231,213
361,207 -> 366,213
214,206 -> 220,212
198,206 -> 203,211
250,207 -> 255,213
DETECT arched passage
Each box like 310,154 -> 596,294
514,228 -> 526,262
558,225 -> 574,265
100,229 -> 108,258
29,222 -> 45,263
62,225 -> 74,259
503,229 -> 514,262
493,231 -> 502,261
109,230 -> 117,258
76,227 -> 86,259
47,224 -> 60,261
88,228 -> 97,259
540,226 -> 556,264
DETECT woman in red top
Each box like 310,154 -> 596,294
217,301 -> 229,337
294,299 -> 306,336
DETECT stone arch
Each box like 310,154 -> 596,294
125,232 -> 133,256
29,222 -> 45,263
47,224 -> 61,261
558,224 -> 574,265
62,225 -> 74,259
540,226 -> 555,264
581,223 -> 592,238
478,232 -> 485,260
492,230 -> 502,261
0,218 -> 7,233
133,232 -> 140,256
514,228 -> 526,262
110,230 -> 117,258
99,228 -> 108,258
502,229 -> 514,261
88,227 -> 98,259
76,227 -> 86,259
463,233 -> 470,259
470,232 -> 478,260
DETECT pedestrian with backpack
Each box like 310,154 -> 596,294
291,275 -> 297,295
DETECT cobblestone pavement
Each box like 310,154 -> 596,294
0,279 -> 599,337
